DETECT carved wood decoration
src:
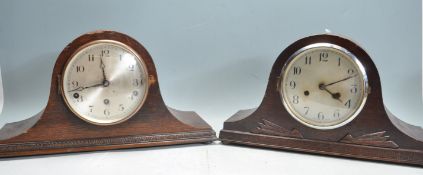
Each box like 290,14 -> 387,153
219,34 -> 423,166
0,31 -> 216,157
339,131 -> 399,149
252,119 -> 303,138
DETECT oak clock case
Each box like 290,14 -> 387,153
219,34 -> 423,166
0,31 -> 216,157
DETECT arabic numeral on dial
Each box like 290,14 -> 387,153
305,56 -> 311,65
350,85 -> 358,94
76,66 -> 85,73
71,81 -> 79,88
292,95 -> 299,104
101,50 -> 110,57
119,104 -> 125,111
76,95 -> 84,102
289,81 -> 296,89
304,107 -> 310,115
130,90 -> 139,101
293,66 -> 302,75
88,54 -> 95,62
333,110 -> 340,118
318,112 -> 324,120
344,99 -> 351,108
89,105 -> 94,112
128,65 -> 135,71
104,109 -> 110,116
347,69 -> 354,75
319,52 -> 328,62
133,79 -> 141,87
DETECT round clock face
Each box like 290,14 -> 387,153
62,40 -> 149,125
279,43 -> 368,130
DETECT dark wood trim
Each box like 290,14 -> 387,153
0,130 -> 215,158
220,130 -> 423,166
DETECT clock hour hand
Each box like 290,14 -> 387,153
322,74 -> 357,88
319,83 -> 342,103
68,83 -> 103,92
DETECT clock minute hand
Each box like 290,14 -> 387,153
323,74 -> 358,88
68,83 -> 103,92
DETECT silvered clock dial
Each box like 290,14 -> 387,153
279,43 -> 369,129
61,40 -> 149,125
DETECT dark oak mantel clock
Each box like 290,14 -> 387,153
0,30 -> 216,157
220,34 -> 423,166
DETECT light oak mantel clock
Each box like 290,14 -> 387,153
220,34 -> 423,166
0,30 -> 216,157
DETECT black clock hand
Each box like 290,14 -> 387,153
99,56 -> 111,87
322,74 -> 357,88
319,84 -> 342,103
100,57 -> 107,81
68,83 -> 103,92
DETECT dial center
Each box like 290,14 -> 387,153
103,80 -> 110,87
318,83 -> 325,90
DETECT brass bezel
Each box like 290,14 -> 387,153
61,40 -> 150,126
279,43 -> 369,130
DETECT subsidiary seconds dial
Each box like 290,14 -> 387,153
61,40 -> 149,125
279,43 -> 369,129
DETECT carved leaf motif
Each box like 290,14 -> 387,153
252,119 -> 303,138
340,131 -> 399,149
